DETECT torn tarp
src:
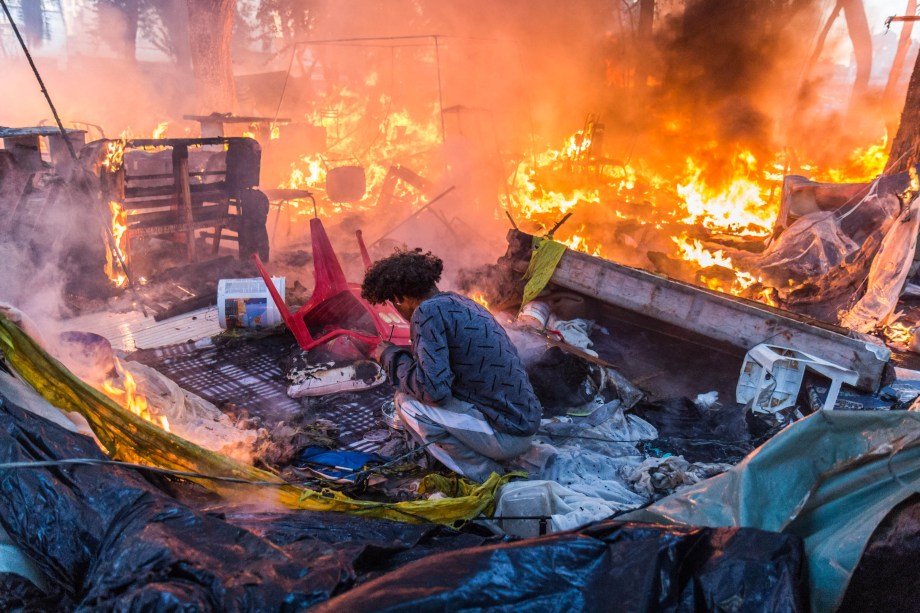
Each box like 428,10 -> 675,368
313,520 -> 808,612
623,410 -> 920,612
0,396 -> 487,610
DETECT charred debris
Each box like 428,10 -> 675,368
4,115 -> 920,611
7,1 -> 920,608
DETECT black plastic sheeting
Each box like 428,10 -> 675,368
315,521 -> 809,612
0,395 -> 485,611
631,397 -> 757,463
839,493 -> 920,612
0,390 -> 811,612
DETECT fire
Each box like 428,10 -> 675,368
883,322 -> 913,345
561,229 -> 603,257
671,234 -> 761,296
280,87 -> 441,219
101,358 -> 170,432
102,134 -> 130,287
810,136 -> 889,184
152,121 -> 169,139
899,166 -> 920,204
102,136 -> 126,172
104,200 -> 129,288
472,293 -> 490,310
676,151 -> 777,237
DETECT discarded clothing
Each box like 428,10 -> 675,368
621,456 -> 733,498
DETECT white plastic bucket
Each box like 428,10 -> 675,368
217,277 -> 285,329
517,300 -> 551,330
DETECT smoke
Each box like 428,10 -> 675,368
0,0 -> 908,312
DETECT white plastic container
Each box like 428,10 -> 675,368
496,481 -> 555,538
517,300 -> 552,330
217,277 -> 285,329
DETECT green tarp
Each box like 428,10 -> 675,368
625,410 -> 920,612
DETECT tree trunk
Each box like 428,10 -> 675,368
97,0 -> 138,62
185,0 -> 236,113
803,0 -> 842,83
887,48 -> 920,173
156,0 -> 193,70
841,0 -> 872,105
883,0 -> 918,132
633,0 -> 655,92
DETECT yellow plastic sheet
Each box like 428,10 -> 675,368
0,315 -> 514,525
521,237 -> 567,307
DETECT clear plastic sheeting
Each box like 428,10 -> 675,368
623,410 -> 920,613
119,360 -> 260,463
737,179 -> 901,321
750,178 -> 898,287
839,196 -> 920,332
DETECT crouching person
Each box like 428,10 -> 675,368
362,249 -> 542,482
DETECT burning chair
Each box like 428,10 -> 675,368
100,136 -> 264,272
253,216 -> 410,357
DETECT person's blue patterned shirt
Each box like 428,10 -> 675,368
381,292 -> 541,436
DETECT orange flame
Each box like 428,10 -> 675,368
102,136 -> 126,172
104,199 -> 129,287
883,322 -> 913,345
676,151 -> 777,236
101,358 -> 170,432
280,91 -> 441,219
152,121 -> 169,139
671,234 -> 761,296
472,293 -> 490,310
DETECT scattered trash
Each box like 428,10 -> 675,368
381,399 -> 405,430
295,447 -> 387,483
693,390 -> 719,410
517,299 -> 551,329
551,318 -> 599,356
217,277 -> 285,329
737,344 -> 859,413
287,360 -> 386,398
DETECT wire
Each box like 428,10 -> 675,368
0,458 -> 290,487
0,439 -> 440,492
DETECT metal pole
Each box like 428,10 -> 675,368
433,35 -> 446,142
0,0 -> 77,161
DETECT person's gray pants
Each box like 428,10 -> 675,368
395,392 -> 533,482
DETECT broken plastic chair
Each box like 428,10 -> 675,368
736,344 -> 859,413
253,216 -> 410,353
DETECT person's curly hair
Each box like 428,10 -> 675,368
361,248 -> 443,304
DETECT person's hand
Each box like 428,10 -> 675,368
372,340 -> 394,363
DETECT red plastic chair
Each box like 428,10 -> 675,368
253,217 -> 411,354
